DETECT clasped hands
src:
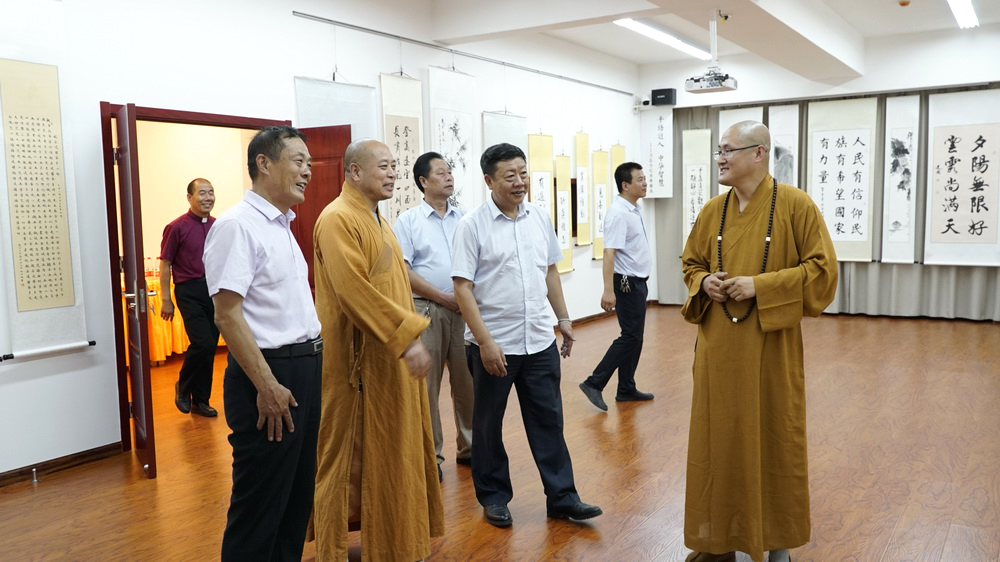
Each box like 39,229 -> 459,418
701,272 -> 756,303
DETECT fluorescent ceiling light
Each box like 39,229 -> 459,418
946,0 -> 979,29
613,18 -> 712,60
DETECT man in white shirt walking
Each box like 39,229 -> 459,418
579,162 -> 654,412
452,142 -> 602,528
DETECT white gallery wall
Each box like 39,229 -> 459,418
0,0 -> 640,473
4,0 -> 996,475
640,22 -> 1000,306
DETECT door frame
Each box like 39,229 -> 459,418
99,103 -> 289,454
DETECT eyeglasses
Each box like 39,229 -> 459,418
712,145 -> 759,161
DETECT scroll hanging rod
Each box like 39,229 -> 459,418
292,11 -> 635,98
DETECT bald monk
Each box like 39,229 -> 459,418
681,121 -> 838,562
312,139 -> 444,561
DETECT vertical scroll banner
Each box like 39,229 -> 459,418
592,150 -> 609,259
768,104 -> 800,187
483,111 -> 528,153
380,73 -> 423,224
640,107 -> 673,198
807,97 -> 877,262
718,107 -> 763,195
294,77 -> 377,140
428,67 -> 479,211
575,132 -> 591,245
555,155 -> 573,272
925,89 -> 1000,266
0,57 -> 88,355
681,129 -> 712,244
528,134 -> 554,224
882,95 -> 920,264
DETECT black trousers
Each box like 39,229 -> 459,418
220,350 -> 322,562
587,274 -> 648,395
467,342 -> 580,509
173,277 -> 219,403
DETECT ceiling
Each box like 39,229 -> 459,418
428,0 -> 1000,84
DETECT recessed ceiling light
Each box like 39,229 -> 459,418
613,18 -> 712,61
946,0 -> 980,29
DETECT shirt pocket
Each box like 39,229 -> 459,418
255,239 -> 295,288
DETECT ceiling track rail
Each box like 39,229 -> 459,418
292,10 -> 635,98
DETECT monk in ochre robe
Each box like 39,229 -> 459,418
312,139 -> 444,561
681,121 -> 838,562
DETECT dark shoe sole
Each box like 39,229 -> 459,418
546,507 -> 603,521
615,393 -> 654,402
455,457 -> 472,466
485,516 -> 512,527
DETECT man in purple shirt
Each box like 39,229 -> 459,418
159,177 -> 219,417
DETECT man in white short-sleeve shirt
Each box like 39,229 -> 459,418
579,162 -> 655,412
451,142 -> 602,528
393,151 -> 474,477
203,126 -> 322,561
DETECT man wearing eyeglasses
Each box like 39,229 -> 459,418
680,121 -> 839,562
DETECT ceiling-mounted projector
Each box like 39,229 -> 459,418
685,11 -> 737,94
685,69 -> 737,93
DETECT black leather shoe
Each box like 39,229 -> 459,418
438,465 -> 443,482
191,401 -> 218,417
547,501 -> 603,521
579,382 -> 608,411
174,382 -> 191,414
455,456 -> 472,466
483,504 -> 513,527
615,390 -> 654,401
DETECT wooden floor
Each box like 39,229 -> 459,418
1,306 -> 998,561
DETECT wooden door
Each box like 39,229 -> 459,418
115,103 -> 157,478
294,125 -> 352,290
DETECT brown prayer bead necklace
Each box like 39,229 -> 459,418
716,178 -> 777,323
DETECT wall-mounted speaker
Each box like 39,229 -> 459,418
651,88 -> 676,106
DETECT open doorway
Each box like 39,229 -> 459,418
100,104 -> 290,477
100,103 -> 351,477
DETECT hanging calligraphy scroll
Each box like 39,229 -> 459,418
881,95 -> 920,264
681,129 -> 712,244
807,97 -> 877,262
429,67 -> 479,211
294,77 -> 377,140
575,132 -> 592,245
527,134 -> 554,224
0,57 -> 88,355
555,155 -> 573,273
768,104 -> 800,187
482,111 -> 527,153
380,74 -> 423,224
611,145 -> 626,197
592,150 -> 609,260
640,107 -> 673,198
924,89 -> 1000,266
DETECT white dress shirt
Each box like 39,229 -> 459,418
451,197 -> 562,355
393,199 -> 465,295
604,195 -> 652,278
204,190 -> 321,349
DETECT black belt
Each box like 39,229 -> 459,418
614,273 -> 648,282
260,337 -> 323,358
